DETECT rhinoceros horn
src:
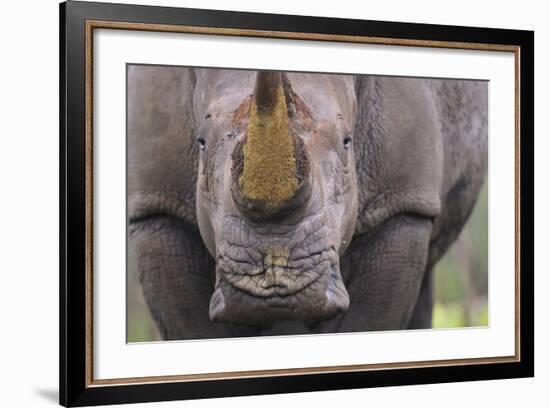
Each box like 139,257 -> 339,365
232,72 -> 311,218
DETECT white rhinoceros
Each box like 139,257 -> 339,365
128,66 -> 487,339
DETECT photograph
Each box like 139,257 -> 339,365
127,65 -> 488,342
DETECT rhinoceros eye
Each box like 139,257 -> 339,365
343,136 -> 352,149
197,136 -> 206,151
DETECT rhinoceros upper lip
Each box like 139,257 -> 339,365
216,245 -> 337,298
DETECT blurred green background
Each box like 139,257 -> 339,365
127,182 -> 488,342
433,181 -> 488,328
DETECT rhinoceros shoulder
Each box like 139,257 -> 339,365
353,76 -> 488,268
353,76 -> 443,235
127,65 -> 199,227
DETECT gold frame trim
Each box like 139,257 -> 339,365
84,20 -> 521,388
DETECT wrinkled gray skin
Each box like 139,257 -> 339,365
128,65 -> 487,339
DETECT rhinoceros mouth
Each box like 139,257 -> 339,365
217,245 -> 337,298
208,213 -> 350,324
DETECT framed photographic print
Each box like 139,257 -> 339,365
59,0 -> 534,406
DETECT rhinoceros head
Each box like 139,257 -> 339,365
194,70 -> 358,324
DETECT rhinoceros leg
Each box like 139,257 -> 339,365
407,267 -> 433,329
131,218 -> 257,340
315,214 -> 432,333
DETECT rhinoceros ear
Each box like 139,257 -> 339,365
127,65 -> 199,226
353,76 -> 443,236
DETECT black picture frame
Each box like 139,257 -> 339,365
60,1 -> 534,406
